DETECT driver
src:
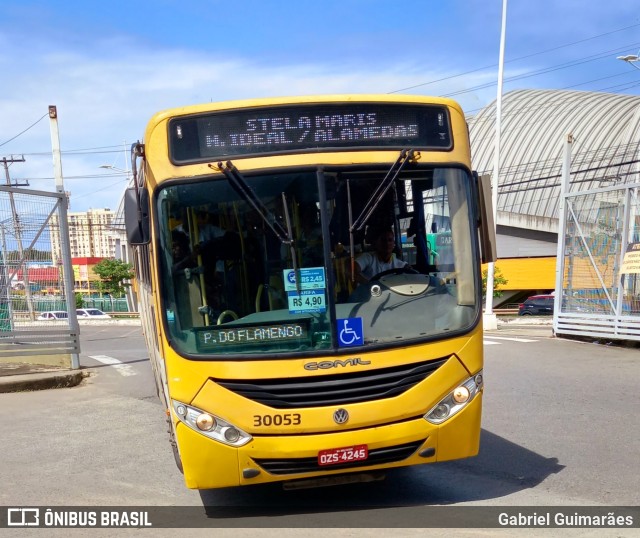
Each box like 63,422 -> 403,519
354,227 -> 407,284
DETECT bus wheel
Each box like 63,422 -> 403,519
167,418 -> 183,474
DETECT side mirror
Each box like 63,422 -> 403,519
476,173 -> 497,263
124,187 -> 150,245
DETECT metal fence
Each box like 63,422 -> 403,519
554,136 -> 640,341
81,297 -> 129,312
0,185 -> 79,365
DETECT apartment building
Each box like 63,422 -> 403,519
50,208 -> 117,265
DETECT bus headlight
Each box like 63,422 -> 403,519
172,400 -> 252,447
424,371 -> 483,425
196,413 -> 216,431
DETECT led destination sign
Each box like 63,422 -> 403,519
169,103 -> 452,163
195,321 -> 310,351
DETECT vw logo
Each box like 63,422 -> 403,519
333,408 -> 349,424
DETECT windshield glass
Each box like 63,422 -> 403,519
157,166 -> 478,358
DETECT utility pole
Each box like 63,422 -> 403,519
1,156 -> 36,320
1,157 -> 28,186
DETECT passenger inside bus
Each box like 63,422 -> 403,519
171,230 -> 197,273
353,227 -> 408,284
297,203 -> 323,267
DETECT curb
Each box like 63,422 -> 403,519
0,370 -> 88,394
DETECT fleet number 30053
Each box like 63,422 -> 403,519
253,413 -> 301,427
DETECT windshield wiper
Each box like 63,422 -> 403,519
349,149 -> 417,233
347,149 -> 417,281
212,160 -> 299,280
214,161 -> 291,243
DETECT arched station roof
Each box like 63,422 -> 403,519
468,89 -> 640,230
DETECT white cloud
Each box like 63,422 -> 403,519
5,0 -> 637,213
1,37 -> 496,211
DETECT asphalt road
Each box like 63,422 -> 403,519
0,323 -> 638,536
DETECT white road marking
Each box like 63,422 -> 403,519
483,340 -> 501,345
89,355 -> 137,377
483,336 -> 539,342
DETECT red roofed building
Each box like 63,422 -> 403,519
12,266 -> 61,293
11,259 -> 107,295
15,266 -> 59,283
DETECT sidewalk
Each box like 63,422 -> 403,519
496,315 -> 554,326
0,318 -> 140,393
0,362 -> 86,393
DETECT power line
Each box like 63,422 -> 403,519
23,174 -> 129,181
18,147 -> 129,157
441,41 -> 640,99
389,22 -> 640,94
465,77 -> 640,130
0,113 -> 48,148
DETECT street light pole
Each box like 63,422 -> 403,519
616,52 -> 640,195
484,0 -> 508,331
99,165 -> 127,173
617,53 -> 640,71
616,52 -> 640,304
98,163 -> 135,312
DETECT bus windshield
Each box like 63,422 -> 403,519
157,165 -> 478,358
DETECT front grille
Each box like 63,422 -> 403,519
253,440 -> 424,475
216,358 -> 448,408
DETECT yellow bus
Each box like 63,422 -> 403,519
124,94 -> 496,489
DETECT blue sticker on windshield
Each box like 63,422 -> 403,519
283,267 -> 326,291
337,318 -> 363,347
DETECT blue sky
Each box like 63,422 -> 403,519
1,0 -> 639,212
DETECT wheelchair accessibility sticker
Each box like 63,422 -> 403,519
337,318 -> 363,347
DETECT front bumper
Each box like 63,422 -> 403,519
177,393 -> 482,489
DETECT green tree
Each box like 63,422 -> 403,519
75,292 -> 84,308
482,266 -> 508,298
5,248 -> 52,262
92,259 -> 134,297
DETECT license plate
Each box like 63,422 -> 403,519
318,444 -> 368,466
